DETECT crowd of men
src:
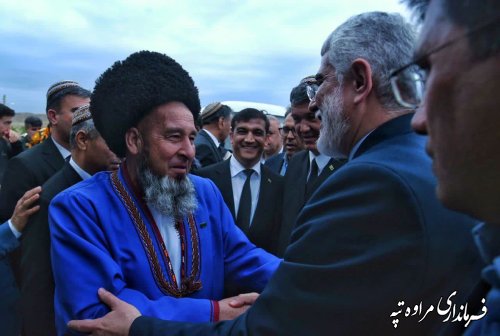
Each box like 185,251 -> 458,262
0,0 -> 498,334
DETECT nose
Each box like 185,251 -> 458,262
244,132 -> 256,143
411,104 -> 428,135
179,136 -> 196,160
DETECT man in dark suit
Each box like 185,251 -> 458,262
196,108 -> 283,255
194,102 -> 232,168
0,80 -> 91,223
276,77 -> 345,256
264,108 -> 304,176
67,11 -> 485,336
20,104 -> 120,336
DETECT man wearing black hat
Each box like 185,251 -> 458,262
49,51 -> 279,335
194,102 -> 232,168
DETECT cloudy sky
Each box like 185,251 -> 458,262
0,0 -> 412,113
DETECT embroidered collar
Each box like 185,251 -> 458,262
110,165 -> 202,297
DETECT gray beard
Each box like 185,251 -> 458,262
317,85 -> 349,159
137,157 -> 198,219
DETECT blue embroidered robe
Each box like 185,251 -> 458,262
49,167 -> 280,335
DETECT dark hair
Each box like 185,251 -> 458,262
290,82 -> 310,107
0,103 -> 15,118
24,116 -> 43,128
231,108 -> 270,133
69,119 -> 100,150
91,50 -> 201,157
46,86 -> 91,113
202,104 -> 232,125
403,0 -> 500,60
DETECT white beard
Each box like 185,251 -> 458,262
137,155 -> 198,219
317,85 -> 349,159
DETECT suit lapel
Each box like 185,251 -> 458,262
201,130 -> 222,161
41,137 -> 65,173
61,162 -> 83,185
216,160 -> 236,218
305,157 -> 346,201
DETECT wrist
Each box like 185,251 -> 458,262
211,300 -> 220,322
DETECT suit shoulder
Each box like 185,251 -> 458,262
51,171 -> 110,205
41,168 -> 79,202
194,160 -> 226,178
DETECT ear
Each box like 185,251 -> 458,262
218,117 -> 225,130
349,58 -> 373,105
75,130 -> 88,150
125,127 -> 142,155
229,131 -> 234,146
47,109 -> 58,125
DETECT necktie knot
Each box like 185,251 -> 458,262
243,169 -> 254,178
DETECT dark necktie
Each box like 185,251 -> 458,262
305,159 -> 318,198
236,169 -> 254,232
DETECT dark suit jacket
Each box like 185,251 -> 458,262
0,137 -> 65,222
194,129 -> 223,168
130,113 -> 483,336
276,150 -> 345,256
20,162 -> 82,336
195,160 -> 283,255
264,152 -> 285,175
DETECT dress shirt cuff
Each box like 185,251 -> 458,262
8,219 -> 22,239
211,300 -> 220,322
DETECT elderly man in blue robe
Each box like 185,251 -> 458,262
48,51 -> 280,335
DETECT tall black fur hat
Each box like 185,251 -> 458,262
91,50 -> 201,157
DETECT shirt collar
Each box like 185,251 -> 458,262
203,129 -> 222,147
230,155 -> 261,178
348,130 -> 374,161
69,157 -> 92,180
308,151 -> 331,173
51,136 -> 71,160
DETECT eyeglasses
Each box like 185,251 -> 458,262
280,126 -> 296,136
390,17 -> 500,109
306,84 -> 318,101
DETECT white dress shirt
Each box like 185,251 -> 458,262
230,156 -> 261,226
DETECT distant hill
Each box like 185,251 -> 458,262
12,112 -> 48,131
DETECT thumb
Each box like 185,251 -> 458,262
98,288 -> 121,309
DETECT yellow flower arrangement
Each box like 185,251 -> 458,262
27,126 -> 51,148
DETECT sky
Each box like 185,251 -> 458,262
0,0 -> 412,114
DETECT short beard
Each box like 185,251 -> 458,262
317,85 -> 349,158
137,151 -> 197,219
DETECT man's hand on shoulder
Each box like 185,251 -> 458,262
11,186 -> 42,232
218,292 -> 259,320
